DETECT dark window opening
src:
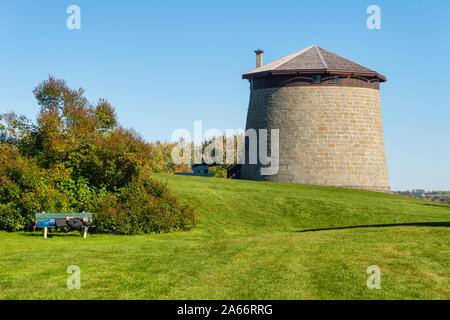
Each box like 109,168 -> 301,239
331,75 -> 339,83
312,75 -> 321,83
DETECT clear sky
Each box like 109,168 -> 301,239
1,0 -> 449,190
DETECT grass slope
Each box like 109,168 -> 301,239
0,174 -> 449,299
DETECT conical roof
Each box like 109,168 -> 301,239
242,45 -> 386,82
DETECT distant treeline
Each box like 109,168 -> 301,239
392,190 -> 450,204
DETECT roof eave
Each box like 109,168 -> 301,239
242,70 -> 387,82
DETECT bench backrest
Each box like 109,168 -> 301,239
35,213 -> 93,222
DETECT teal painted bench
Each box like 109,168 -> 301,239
35,212 -> 94,238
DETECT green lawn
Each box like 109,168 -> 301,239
0,174 -> 449,299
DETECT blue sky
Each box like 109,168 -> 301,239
1,0 -> 449,190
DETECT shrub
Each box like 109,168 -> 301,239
0,203 -> 24,232
0,77 -> 199,234
93,174 -> 198,235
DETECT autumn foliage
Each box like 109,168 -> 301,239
0,77 -> 197,233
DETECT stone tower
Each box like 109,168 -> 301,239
240,45 -> 390,192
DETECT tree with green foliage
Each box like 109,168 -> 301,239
0,76 -> 198,233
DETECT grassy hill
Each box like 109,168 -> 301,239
0,174 -> 449,299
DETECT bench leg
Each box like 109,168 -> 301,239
83,227 -> 88,239
43,227 -> 48,239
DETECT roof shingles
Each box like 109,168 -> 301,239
243,45 -> 386,81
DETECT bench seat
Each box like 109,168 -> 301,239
35,213 -> 95,238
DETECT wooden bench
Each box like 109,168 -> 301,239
35,212 -> 94,239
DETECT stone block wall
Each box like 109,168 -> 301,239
240,86 -> 390,192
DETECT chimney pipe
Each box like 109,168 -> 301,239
255,49 -> 264,68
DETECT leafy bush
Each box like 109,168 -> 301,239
0,146 -> 75,230
0,203 -> 23,232
0,77 -> 198,234
94,174 -> 198,234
